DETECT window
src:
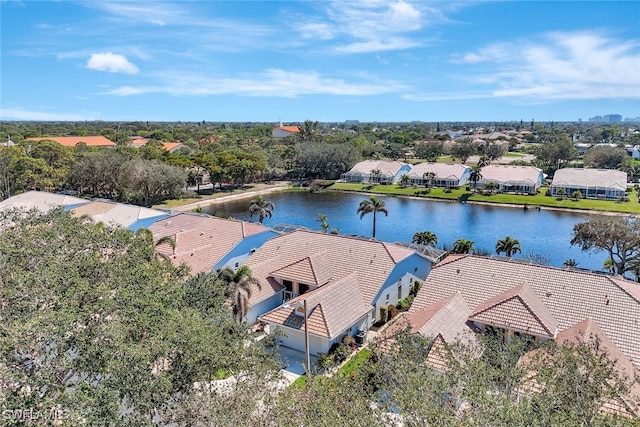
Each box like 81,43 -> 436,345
398,285 -> 402,300
386,294 -> 389,303
283,280 -> 293,293
234,262 -> 239,268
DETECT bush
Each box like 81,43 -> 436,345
388,304 -> 398,319
317,352 -> 334,369
396,295 -> 414,311
410,281 -> 423,297
444,188 -> 452,193
379,305 -> 388,324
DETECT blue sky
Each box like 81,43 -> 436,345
1,1 -> 639,122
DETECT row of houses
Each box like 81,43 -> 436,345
341,160 -> 629,200
24,135 -> 188,153
1,191 -> 638,416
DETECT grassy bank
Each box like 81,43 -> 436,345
330,183 -> 640,214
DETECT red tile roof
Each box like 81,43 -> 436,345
412,255 -> 640,369
271,250 -> 332,287
274,126 -> 300,133
469,282 -> 558,338
148,213 -> 270,274
27,136 -> 116,148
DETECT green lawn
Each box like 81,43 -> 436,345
289,348 -> 373,389
330,183 -> 640,214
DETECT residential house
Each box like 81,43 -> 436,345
272,123 -> 301,138
0,190 -> 88,212
477,165 -> 544,194
128,137 -> 189,153
406,163 -> 470,188
340,160 -> 411,184
69,200 -> 170,231
148,212 -> 279,275
405,255 -> 640,371
250,230 -> 432,354
26,136 -> 116,148
551,168 -> 627,200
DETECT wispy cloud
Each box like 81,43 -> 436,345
0,108 -> 93,121
102,69 -> 406,98
87,52 -> 139,74
411,31 -> 640,102
86,2 -> 185,26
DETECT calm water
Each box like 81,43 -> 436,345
207,191 -> 609,271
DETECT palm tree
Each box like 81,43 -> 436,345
248,195 -> 274,223
451,238 -> 474,254
495,236 -> 522,257
422,171 -> 437,189
357,196 -> 388,238
370,168 -> 382,184
603,258 -> 616,274
556,187 -> 567,200
216,266 -> 261,323
469,164 -> 483,190
563,258 -> 578,268
412,231 -> 438,246
317,213 -> 330,233
399,173 -> 410,187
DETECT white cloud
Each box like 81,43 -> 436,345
102,69 -> 406,98
0,108 -> 93,121
434,31 -> 640,101
87,52 -> 139,74
332,37 -> 422,54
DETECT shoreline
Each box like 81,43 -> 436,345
174,184 -> 292,211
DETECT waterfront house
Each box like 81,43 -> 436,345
340,160 -> 411,185
406,163 -> 471,188
476,165 -> 544,194
69,200 -> 170,231
250,230 -> 432,354
148,212 -> 278,274
551,168 -> 627,200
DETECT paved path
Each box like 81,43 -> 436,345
175,184 -> 290,211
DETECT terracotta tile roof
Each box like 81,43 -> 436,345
148,213 -> 270,274
161,142 -> 184,152
347,160 -> 408,176
469,282 -> 558,338
70,200 -> 166,228
0,190 -> 87,213
479,165 -> 542,184
273,126 -> 300,133
244,230 -> 416,305
271,250 -> 332,286
412,255 -> 640,369
406,292 -> 476,345
260,273 -> 371,338
407,163 -> 469,180
27,136 -> 116,148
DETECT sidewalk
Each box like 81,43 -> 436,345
175,182 -> 291,211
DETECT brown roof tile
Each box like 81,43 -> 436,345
412,255 -> 640,369
27,136 -> 116,148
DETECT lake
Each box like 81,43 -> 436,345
207,191 -> 608,271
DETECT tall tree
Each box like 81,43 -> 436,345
450,137 -> 476,164
216,266 -> 260,323
248,195 -> 275,223
451,238 -> 475,254
469,164 -> 483,190
317,213 -> 330,233
495,236 -> 522,257
357,196 -> 388,238
571,216 -> 640,275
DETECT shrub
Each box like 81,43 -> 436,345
444,188 -> 452,193
410,281 -> 423,297
388,304 -> 398,319
333,343 -> 351,363
379,305 -> 388,324
317,352 -> 334,369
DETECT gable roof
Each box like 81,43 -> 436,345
469,282 -> 558,338
0,190 -> 88,213
245,229 -> 417,305
259,273 -> 371,338
148,212 -> 270,274
271,250 -> 332,287
412,255 -> 640,369
27,136 -> 116,148
552,168 -> 627,189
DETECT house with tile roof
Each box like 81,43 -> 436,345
148,212 -> 279,275
340,160 -> 411,185
250,230 -> 433,355
0,190 -> 88,213
272,124 -> 301,138
26,136 -> 116,148
551,168 -> 627,200
406,163 -> 470,188
406,255 -> 640,370
476,165 -> 544,194
70,200 -> 170,231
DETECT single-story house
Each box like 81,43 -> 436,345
70,200 -> 170,231
406,254 -> 640,370
128,137 -> 189,153
551,168 -> 627,200
148,212 -> 279,274
340,160 -> 411,185
0,190 -> 88,213
272,124 -> 301,138
248,230 -> 432,355
626,145 -> 640,159
26,136 -> 116,148
406,163 -> 470,188
476,165 -> 544,194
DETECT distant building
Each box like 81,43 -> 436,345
272,122 -> 301,138
26,136 -> 116,148
588,114 -> 622,123
551,168 -> 627,200
340,160 -> 411,184
406,163 -> 470,188
477,165 -> 544,194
